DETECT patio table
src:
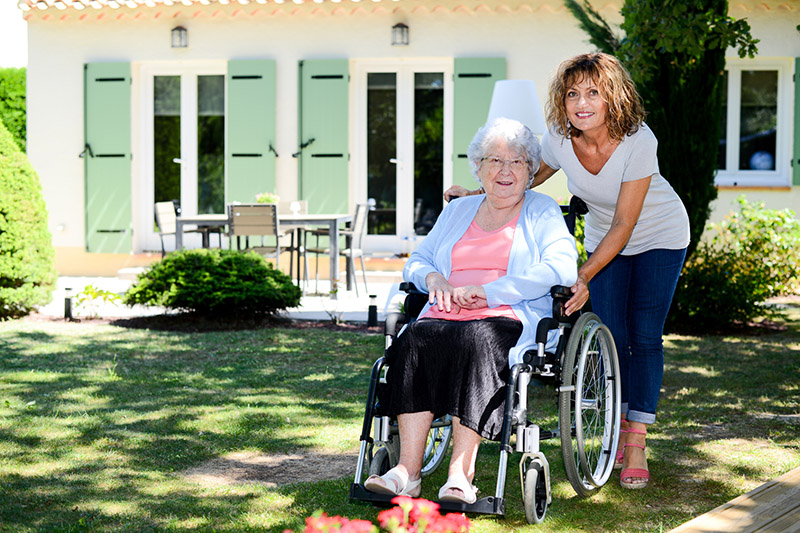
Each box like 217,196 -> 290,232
280,213 -> 353,299
174,213 -> 230,250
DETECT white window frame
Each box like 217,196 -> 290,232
715,58 -> 793,188
132,61 -> 227,253
352,58 -> 454,254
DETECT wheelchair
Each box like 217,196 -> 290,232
349,197 -> 621,524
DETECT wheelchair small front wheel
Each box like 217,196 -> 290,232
523,460 -> 548,524
559,312 -> 621,498
368,446 -> 392,478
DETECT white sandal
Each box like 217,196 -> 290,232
438,471 -> 478,504
364,466 -> 422,498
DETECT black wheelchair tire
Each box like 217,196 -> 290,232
368,446 -> 392,478
559,312 -> 621,498
523,460 -> 548,524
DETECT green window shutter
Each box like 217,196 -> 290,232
794,58 -> 800,186
298,59 -> 349,214
84,62 -> 132,253
227,59 -> 277,203
452,58 -> 506,188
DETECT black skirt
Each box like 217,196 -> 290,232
380,317 -> 523,441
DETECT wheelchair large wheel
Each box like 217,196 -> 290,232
522,458 -> 548,524
420,418 -> 451,477
559,312 -> 621,498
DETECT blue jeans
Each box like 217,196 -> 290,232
588,248 -> 686,425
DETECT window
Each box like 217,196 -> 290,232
715,59 -> 793,187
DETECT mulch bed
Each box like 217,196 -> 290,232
22,312 -> 382,334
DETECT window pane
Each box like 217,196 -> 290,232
154,76 -> 181,211
367,72 -> 397,235
413,72 -> 444,236
717,71 -> 727,170
197,75 -> 225,214
739,70 -> 777,171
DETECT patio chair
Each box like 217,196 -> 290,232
278,200 -> 310,288
306,202 -> 370,297
154,201 -> 204,258
228,203 -> 282,265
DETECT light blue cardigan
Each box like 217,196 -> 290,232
403,190 -> 579,367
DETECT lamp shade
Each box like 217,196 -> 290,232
486,80 -> 546,135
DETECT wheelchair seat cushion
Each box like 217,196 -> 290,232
380,317 -> 522,441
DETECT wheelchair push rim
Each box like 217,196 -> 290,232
559,312 -> 621,497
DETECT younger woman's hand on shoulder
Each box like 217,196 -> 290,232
444,184 -> 472,202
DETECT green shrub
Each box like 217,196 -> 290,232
0,120 -> 56,320
0,67 -> 26,152
124,249 -> 302,316
668,196 -> 800,331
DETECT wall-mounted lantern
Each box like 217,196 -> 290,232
171,26 -> 188,48
391,23 -> 409,46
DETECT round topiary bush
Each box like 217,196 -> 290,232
124,249 -> 302,316
0,120 -> 56,320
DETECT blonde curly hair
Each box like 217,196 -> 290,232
546,53 -> 646,142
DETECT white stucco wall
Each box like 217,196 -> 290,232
22,0 -> 799,274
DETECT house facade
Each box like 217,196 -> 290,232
17,0 -> 800,276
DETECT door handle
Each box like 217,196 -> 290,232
389,158 -> 399,164
172,158 -> 184,165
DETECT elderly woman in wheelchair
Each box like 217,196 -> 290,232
363,118 -> 578,504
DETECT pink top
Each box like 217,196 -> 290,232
421,213 -> 520,321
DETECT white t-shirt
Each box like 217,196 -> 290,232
541,124 -> 690,255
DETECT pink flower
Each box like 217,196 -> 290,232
408,498 -> 440,522
340,518 -> 377,533
377,506 -> 407,530
305,512 -> 345,533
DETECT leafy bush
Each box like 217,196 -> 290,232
124,249 -> 301,316
0,120 -> 56,320
668,196 -> 800,331
0,67 -> 26,152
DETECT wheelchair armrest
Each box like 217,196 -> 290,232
551,285 -> 576,324
384,312 -> 409,337
399,281 -> 427,295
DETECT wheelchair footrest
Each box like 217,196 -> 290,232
349,483 -> 505,516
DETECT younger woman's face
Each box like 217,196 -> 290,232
565,76 -> 608,134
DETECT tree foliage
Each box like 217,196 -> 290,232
0,67 -> 26,152
564,0 -> 758,257
0,119 -> 56,319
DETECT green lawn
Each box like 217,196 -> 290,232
1,306 -> 798,532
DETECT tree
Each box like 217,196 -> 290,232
0,119 -> 56,319
564,0 -> 758,257
0,67 -> 26,152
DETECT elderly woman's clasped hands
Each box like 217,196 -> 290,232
425,272 -> 487,313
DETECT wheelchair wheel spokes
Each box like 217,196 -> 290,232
559,312 -> 621,497
421,416 -> 452,477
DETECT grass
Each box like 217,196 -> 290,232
1,305 -> 799,532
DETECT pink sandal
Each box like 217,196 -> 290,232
614,427 -> 629,470
620,427 -> 649,489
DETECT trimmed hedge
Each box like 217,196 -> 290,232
0,119 -> 56,319
0,67 -> 26,152
124,249 -> 302,316
668,196 -> 800,331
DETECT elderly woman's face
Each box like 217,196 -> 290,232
478,139 -> 530,204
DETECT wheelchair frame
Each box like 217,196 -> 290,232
349,198 -> 621,524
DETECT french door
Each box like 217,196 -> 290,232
354,60 -> 453,253
137,62 -> 226,252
